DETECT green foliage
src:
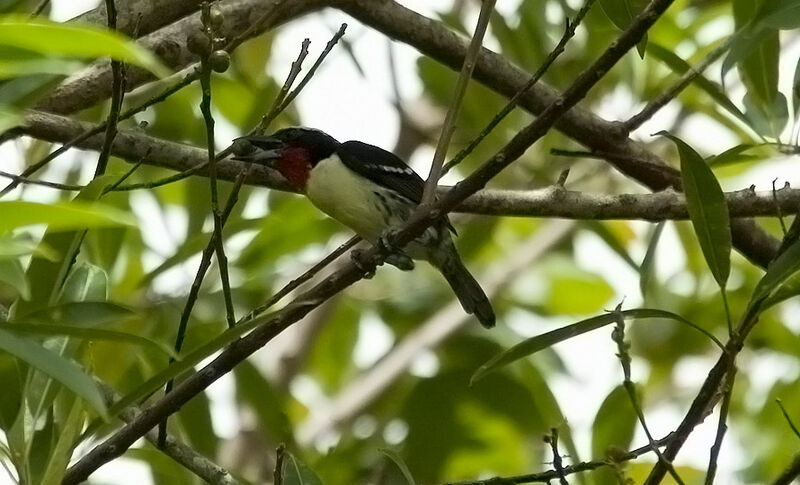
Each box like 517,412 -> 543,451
659,132 -> 731,290
0,15 -> 169,77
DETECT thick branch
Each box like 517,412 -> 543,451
36,0 -> 326,114
72,0 -> 202,37
20,110 -> 800,221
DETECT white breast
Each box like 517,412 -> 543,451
305,154 -> 396,243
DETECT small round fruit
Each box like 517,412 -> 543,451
209,50 -> 230,72
187,30 -> 211,57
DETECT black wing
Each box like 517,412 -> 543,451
337,140 -> 424,204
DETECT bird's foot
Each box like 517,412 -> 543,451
386,253 -> 414,271
350,249 -> 376,279
378,229 -> 414,271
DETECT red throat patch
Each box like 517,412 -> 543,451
275,147 -> 312,191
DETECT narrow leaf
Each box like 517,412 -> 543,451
0,16 -> 169,77
0,327 -> 106,418
281,451 -> 323,485
647,42 -> 746,123
471,308 -> 722,384
659,131 -> 731,289
639,221 -> 665,298
0,200 -> 135,232
4,324 -> 174,357
379,448 -> 417,485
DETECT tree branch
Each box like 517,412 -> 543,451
19,110 -> 800,221
36,0 -> 327,115
441,434 -> 675,485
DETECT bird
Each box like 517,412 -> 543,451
232,127 -> 495,328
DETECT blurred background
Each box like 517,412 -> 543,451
1,0 -> 799,483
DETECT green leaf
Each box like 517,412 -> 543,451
639,222 -> 664,299
0,200 -> 135,232
58,262 -> 107,303
743,91 -> 789,139
726,0 -> 785,138
0,327 -> 106,418
0,258 -> 29,299
17,176 -> 122,316
39,392 -> 85,485
646,42 -> 746,123
591,385 -> 637,485
750,239 -> 800,312
0,236 -> 57,260
659,132 -> 731,289
281,451 -> 324,485
598,0 -> 649,57
753,0 -> 800,30
0,15 -> 169,77
793,55 -> 800,118
379,448 -> 417,485
234,361 -> 294,445
4,324 -> 173,357
471,308 -> 722,384
0,46 -> 84,79
0,103 -> 22,131
706,143 -> 769,166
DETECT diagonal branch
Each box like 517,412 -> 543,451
297,221 -> 574,443
421,0 -> 495,205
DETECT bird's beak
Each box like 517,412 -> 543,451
231,136 -> 286,167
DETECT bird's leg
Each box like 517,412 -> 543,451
378,229 -> 414,271
350,249 -> 376,279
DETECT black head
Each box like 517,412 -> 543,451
231,127 -> 340,191
233,127 -> 339,164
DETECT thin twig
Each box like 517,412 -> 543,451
612,307 -> 685,485
773,454 -> 800,485
276,24 -> 347,117
273,444 -> 286,485
440,434 -> 675,485
239,236 -> 360,323
98,383 -> 241,485
255,38 -> 311,134
102,159 -> 145,194
441,0 -> 598,176
544,429 -> 569,485
0,170 -> 83,191
157,167 -> 249,446
197,4 -> 237,330
61,0 -> 676,478
777,399 -> 800,441
29,0 -> 50,17
95,0 -> 125,178
772,179 -> 788,235
704,369 -> 736,485
421,0 -> 495,205
111,160 -> 211,191
623,36 -> 734,132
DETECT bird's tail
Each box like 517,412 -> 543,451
435,250 -> 495,328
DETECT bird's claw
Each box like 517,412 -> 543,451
350,249 -> 375,279
377,229 -> 401,254
378,229 -> 414,271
